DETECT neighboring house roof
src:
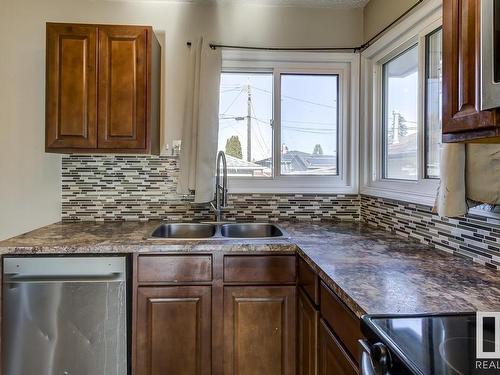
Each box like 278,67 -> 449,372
255,150 -> 337,174
226,155 -> 265,170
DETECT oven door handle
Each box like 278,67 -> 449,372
359,339 -> 392,375
359,339 -> 377,375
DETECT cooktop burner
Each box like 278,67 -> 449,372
362,313 -> 499,375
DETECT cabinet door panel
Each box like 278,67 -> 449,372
442,0 -> 500,141
298,288 -> 318,375
224,286 -> 296,375
46,23 -> 97,148
318,319 -> 358,375
136,286 -> 211,375
98,26 -> 148,149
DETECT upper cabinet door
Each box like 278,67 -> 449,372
46,24 -> 98,149
97,26 -> 148,150
442,0 -> 500,142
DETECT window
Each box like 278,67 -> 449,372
360,0 -> 442,205
218,72 -> 273,177
382,45 -> 419,180
218,51 -> 359,193
425,28 -> 442,179
280,74 -> 338,176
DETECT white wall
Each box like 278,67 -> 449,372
0,0 -> 62,240
363,0 -> 418,40
0,0 -> 363,240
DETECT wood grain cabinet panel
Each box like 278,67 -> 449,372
442,0 -> 500,142
136,286 -> 211,375
298,288 -> 318,375
45,22 -> 160,153
318,319 -> 358,375
224,255 -> 296,284
223,286 -> 296,375
320,282 -> 364,364
98,25 -> 148,149
137,255 -> 212,283
46,23 -> 97,149
298,257 -> 319,306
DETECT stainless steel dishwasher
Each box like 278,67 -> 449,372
3,256 -> 128,375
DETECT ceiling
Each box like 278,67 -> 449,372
152,0 -> 370,8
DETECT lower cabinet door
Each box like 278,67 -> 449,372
223,286 -> 296,375
298,288 -> 319,375
318,319 -> 358,375
136,286 -> 212,375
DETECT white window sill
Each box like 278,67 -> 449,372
361,179 -> 439,207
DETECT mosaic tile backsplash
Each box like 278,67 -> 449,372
361,195 -> 500,269
62,155 -> 360,222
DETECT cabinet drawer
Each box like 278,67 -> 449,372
224,255 -> 296,283
320,282 -> 363,363
319,318 -> 358,375
298,256 -> 319,305
137,255 -> 212,283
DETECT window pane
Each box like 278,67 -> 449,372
280,74 -> 338,176
383,45 -> 419,180
425,28 -> 442,179
218,72 -> 273,177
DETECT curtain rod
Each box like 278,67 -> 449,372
208,44 -> 358,52
186,0 -> 425,53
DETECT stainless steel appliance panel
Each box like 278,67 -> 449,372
3,257 -> 127,375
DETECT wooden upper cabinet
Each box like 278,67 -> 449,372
46,24 -> 98,149
443,0 -> 500,142
45,23 -> 160,153
98,26 -> 147,150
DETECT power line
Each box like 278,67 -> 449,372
221,89 -> 244,115
282,119 -> 336,126
250,100 -> 271,157
250,85 -> 337,109
282,125 -> 337,134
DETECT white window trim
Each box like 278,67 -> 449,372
221,50 -> 359,194
360,0 -> 442,206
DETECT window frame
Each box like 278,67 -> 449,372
360,0 -> 442,206
423,26 -> 443,180
220,50 -> 359,194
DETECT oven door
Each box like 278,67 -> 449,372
481,0 -> 500,110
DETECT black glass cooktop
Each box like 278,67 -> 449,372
363,313 -> 498,375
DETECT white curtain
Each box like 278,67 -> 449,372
177,37 -> 222,203
436,143 -> 500,217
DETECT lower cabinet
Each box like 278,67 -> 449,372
133,254 -> 363,375
135,286 -> 212,375
223,286 -> 296,375
318,319 -> 358,375
298,288 -> 318,375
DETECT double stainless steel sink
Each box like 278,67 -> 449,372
150,222 -> 286,239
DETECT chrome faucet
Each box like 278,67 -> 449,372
211,151 -> 228,222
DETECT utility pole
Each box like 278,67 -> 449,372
246,84 -> 252,162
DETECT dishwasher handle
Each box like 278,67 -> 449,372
3,256 -> 126,282
3,272 -> 125,284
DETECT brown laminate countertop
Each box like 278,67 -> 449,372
1,220 -> 499,318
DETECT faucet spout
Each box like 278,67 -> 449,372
213,151 -> 228,222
